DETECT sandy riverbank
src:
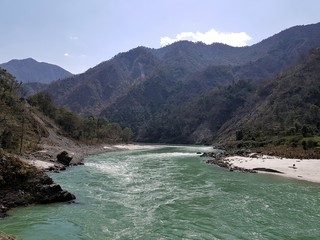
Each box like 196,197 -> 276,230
22,143 -> 160,170
225,154 -> 320,183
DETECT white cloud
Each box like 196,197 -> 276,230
69,36 -> 79,40
64,53 -> 88,59
160,29 -> 252,47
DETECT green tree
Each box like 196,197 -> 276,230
28,92 -> 56,118
122,127 -> 133,143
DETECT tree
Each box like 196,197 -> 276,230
122,127 -> 133,143
235,130 -> 244,141
56,108 -> 81,136
28,92 -> 56,118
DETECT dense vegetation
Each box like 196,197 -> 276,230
28,92 -> 132,144
136,79 -> 255,144
222,48 -> 320,150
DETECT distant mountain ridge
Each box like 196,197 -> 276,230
0,58 -> 72,84
42,22 -> 320,144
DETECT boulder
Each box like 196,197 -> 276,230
56,151 -> 73,166
38,183 -> 75,203
0,205 -> 8,219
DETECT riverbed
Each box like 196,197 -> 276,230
1,145 -> 320,239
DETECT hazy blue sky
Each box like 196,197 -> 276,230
1,0 -> 319,73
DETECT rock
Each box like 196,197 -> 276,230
38,183 -> 75,204
0,154 -> 76,218
252,168 -> 284,174
0,156 -> 7,163
62,191 -> 75,200
48,166 -> 55,171
0,204 -> 8,218
248,153 -> 259,158
205,155 -> 257,174
200,152 -> 219,158
0,211 -> 8,219
212,144 -> 226,151
57,151 -> 73,166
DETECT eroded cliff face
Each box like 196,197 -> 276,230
0,153 -> 75,218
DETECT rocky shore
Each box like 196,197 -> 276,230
0,154 -> 75,219
202,150 -> 259,173
202,150 -> 286,174
0,113 -> 119,219
202,149 -> 320,183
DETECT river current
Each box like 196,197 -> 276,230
1,145 -> 320,239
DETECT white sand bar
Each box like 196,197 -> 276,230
28,160 -> 55,170
225,155 -> 320,183
112,144 -> 161,150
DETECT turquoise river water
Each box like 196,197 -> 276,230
1,145 -> 320,239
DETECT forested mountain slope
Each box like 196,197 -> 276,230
141,47 -> 320,147
46,23 -> 320,118
218,47 -> 320,147
46,47 -> 161,114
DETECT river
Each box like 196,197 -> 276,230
1,145 -> 320,239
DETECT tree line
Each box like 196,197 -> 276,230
28,92 -> 132,144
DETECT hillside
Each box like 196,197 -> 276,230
46,47 -> 161,114
42,23 -> 320,137
0,58 -> 72,84
0,68 -> 132,155
218,47 -> 320,149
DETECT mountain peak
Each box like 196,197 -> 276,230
0,58 -> 72,84
7,57 -> 37,63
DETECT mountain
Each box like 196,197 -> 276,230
43,22 -> 320,144
0,58 -> 72,84
46,47 -> 161,114
138,47 -> 320,147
